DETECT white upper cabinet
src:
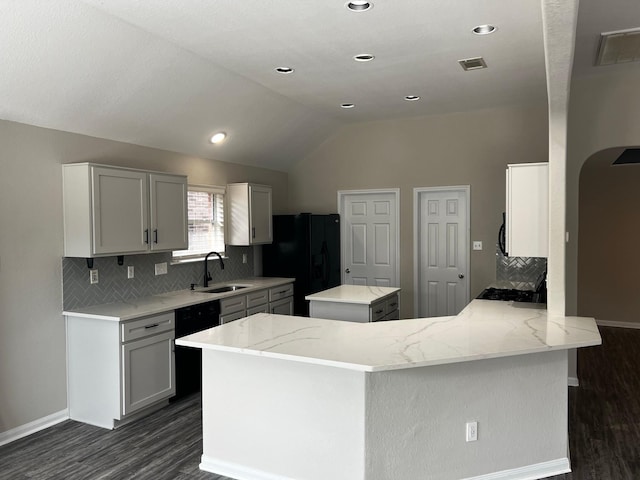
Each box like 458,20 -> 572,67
226,183 -> 273,245
506,162 -> 549,258
149,173 -> 188,252
63,163 -> 187,257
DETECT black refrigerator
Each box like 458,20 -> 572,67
262,214 -> 341,316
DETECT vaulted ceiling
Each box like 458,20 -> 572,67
0,0 -> 638,171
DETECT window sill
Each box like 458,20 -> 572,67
170,255 -> 228,266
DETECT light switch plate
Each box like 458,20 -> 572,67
154,262 -> 168,275
127,266 -> 135,279
90,269 -> 99,284
473,241 -> 483,251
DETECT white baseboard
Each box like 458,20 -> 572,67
201,456 -> 298,480
568,376 -> 580,387
201,455 -> 569,480
461,458 -> 570,480
0,409 -> 69,447
596,319 -> 640,329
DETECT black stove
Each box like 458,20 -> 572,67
476,288 -> 538,302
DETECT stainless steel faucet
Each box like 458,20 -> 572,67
203,252 -> 225,287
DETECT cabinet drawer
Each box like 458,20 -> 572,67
246,289 -> 269,308
247,304 -> 269,316
371,301 -> 386,321
270,297 -> 294,316
121,312 -> 175,343
269,283 -> 293,302
220,309 -> 247,324
382,310 -> 400,321
220,295 -> 247,315
385,294 -> 399,315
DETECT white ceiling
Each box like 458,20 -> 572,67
0,0 -> 637,172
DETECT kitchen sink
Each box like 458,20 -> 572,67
200,285 -> 249,294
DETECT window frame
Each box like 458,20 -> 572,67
171,184 -> 226,263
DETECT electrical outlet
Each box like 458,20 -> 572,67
154,262 -> 168,275
242,253 -> 248,264
473,241 -> 483,251
466,421 -> 478,442
127,266 -> 135,279
89,269 -> 99,284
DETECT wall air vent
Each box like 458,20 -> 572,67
613,148 -> 640,165
458,57 -> 487,71
596,28 -> 640,66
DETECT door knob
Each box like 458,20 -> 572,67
458,274 -> 465,279
345,268 -> 351,274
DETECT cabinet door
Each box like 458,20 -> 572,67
249,185 -> 273,244
149,173 -> 188,251
92,167 -> 149,255
506,163 -> 549,257
121,331 -> 175,416
270,296 -> 294,316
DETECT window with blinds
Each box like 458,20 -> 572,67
172,185 -> 225,261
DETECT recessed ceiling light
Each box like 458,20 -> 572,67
210,132 -> 227,144
341,103 -> 355,109
404,95 -> 420,101
346,1 -> 372,12
275,67 -> 294,74
472,24 -> 496,35
354,54 -> 375,62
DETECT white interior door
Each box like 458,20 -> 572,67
414,187 -> 470,317
339,190 -> 399,287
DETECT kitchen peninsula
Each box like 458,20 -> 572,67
177,300 -> 601,480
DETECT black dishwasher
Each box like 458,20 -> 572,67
174,300 -> 220,400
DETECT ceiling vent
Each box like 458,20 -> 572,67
596,28 -> 640,66
458,57 -> 487,71
613,148 -> 640,165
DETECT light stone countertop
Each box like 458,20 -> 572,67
62,277 -> 295,321
176,299 -> 602,372
305,284 -> 400,304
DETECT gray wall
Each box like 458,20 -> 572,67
288,103 -> 549,317
576,147 -> 640,323
0,119 -> 287,434
567,70 -> 640,318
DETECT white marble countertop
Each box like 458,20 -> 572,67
176,299 -> 601,372
62,277 -> 295,321
305,285 -> 400,305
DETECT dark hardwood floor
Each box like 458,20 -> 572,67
0,326 -> 637,479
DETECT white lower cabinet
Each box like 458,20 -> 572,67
270,296 -> 294,315
122,330 -> 175,416
219,283 -> 294,324
66,311 -> 175,429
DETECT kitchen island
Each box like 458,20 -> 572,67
306,284 -> 400,322
177,299 -> 601,480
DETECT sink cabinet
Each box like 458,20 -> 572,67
62,163 -> 187,257
66,312 -> 176,429
225,183 -> 272,245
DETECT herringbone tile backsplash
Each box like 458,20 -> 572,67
495,244 -> 547,290
63,247 -> 254,310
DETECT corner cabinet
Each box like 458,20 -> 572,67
226,183 -> 272,245
506,163 -> 549,258
66,312 -> 176,429
62,163 -> 188,257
